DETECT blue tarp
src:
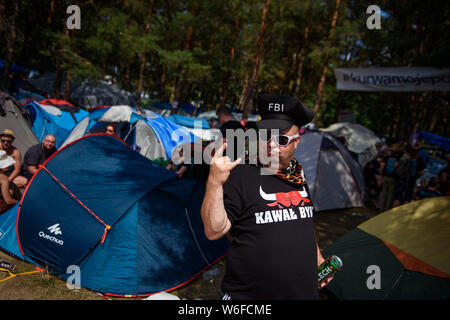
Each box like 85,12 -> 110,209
145,113 -> 198,158
418,131 -> 450,151
0,59 -> 29,73
167,114 -> 210,130
1,134 -> 228,296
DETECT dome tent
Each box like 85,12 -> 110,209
25,99 -> 89,149
1,134 -> 228,296
294,131 -> 365,212
0,90 -> 38,156
322,197 -> 450,300
322,122 -> 382,167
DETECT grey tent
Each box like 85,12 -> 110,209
70,80 -> 137,109
322,122 -> 382,168
295,131 -> 365,212
0,90 -> 38,155
28,72 -> 137,109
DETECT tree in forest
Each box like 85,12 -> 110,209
239,0 -> 271,120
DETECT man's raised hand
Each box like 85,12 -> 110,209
209,143 -> 241,186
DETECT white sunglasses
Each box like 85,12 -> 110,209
258,132 -> 300,146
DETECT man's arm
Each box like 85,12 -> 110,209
24,146 -> 42,177
201,143 -> 240,240
27,165 -> 39,176
0,175 -> 18,206
201,178 -> 231,240
8,149 -> 21,182
317,241 -> 325,266
314,231 -> 334,289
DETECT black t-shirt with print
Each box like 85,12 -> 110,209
222,164 -> 318,300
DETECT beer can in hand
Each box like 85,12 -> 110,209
318,255 -> 343,285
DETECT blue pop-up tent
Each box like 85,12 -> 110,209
25,99 -> 89,148
145,112 -> 198,159
0,134 -> 228,297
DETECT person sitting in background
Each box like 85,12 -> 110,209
417,177 -> 442,199
105,124 -> 116,136
21,134 -> 57,181
0,129 -> 28,189
0,150 -> 20,213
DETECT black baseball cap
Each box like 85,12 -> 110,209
257,93 -> 315,132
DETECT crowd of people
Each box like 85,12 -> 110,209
364,141 -> 449,213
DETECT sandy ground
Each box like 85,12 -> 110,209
0,206 -> 377,300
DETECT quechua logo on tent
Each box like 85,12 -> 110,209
38,223 -> 64,246
47,223 -> 62,236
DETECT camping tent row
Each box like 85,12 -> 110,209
3,89 -> 367,214
25,102 -> 198,162
0,134 -> 228,297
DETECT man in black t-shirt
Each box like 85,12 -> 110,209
201,94 -> 332,300
22,134 -> 57,180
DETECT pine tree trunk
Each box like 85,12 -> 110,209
53,16 -> 71,99
137,0 -> 154,107
292,25 -> 308,97
219,14 -> 240,108
313,0 -> 341,124
48,0 -> 55,24
53,68 -> 63,99
172,11 -> 196,112
64,72 -> 71,101
238,72 -> 250,111
0,0 -> 19,91
241,0 -> 271,120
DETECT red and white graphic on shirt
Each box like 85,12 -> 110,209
259,186 -> 310,208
